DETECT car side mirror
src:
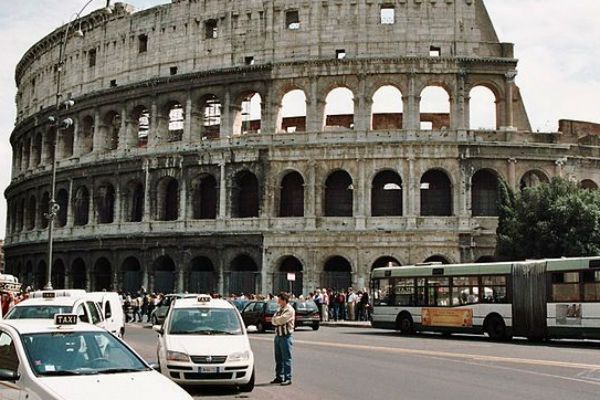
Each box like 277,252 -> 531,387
0,369 -> 20,382
247,325 -> 258,333
152,325 -> 164,335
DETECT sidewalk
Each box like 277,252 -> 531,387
320,320 -> 372,328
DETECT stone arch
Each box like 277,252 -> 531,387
420,169 -> 453,216
198,94 -> 221,139
25,195 -> 37,230
95,182 -> 115,224
324,87 -> 354,130
56,188 -> 69,227
371,85 -> 403,130
163,100 -> 185,142
234,91 -> 262,136
191,174 -> 218,220
35,260 -> 46,290
472,169 -> 501,217
520,169 -> 549,190
324,170 -> 353,217
131,104 -> 150,147
322,256 -> 352,291
229,254 -> 259,295
371,256 -> 402,270
153,255 -> 176,293
424,255 -> 451,264
469,85 -> 498,130
274,256 -> 304,296
73,186 -> 90,226
94,257 -> 113,291
231,170 -> 260,218
156,176 -> 179,221
52,259 -> 66,289
123,180 -> 144,222
189,256 -> 217,294
101,110 -> 121,150
44,127 -> 56,163
278,89 -> 307,133
71,258 -> 87,289
22,137 -> 31,169
60,125 -> 74,159
419,86 -> 451,130
121,256 -> 142,293
579,179 -> 598,190
279,171 -> 305,217
371,170 -> 403,216
80,115 -> 95,154
32,133 -> 42,166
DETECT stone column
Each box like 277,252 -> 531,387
555,158 -> 567,178
305,161 -> 317,229
66,179 -> 74,228
87,184 -> 95,226
220,90 -> 233,137
218,162 -> 227,218
306,77 -> 323,132
184,94 -> 193,144
72,119 -> 81,157
502,71 -> 517,129
403,74 -> 420,130
142,160 -> 151,222
179,176 -> 187,221
114,181 -> 121,224
92,109 -> 102,152
407,157 -> 417,216
355,159 -> 366,229
148,101 -> 159,148
507,158 -> 518,191
455,70 -> 468,131
118,105 -> 128,150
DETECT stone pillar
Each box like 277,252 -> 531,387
355,160 -> 366,229
460,164 -> 471,217
114,182 -> 121,223
217,256 -> 225,295
455,71 -> 468,131
507,158 -> 518,191
262,87 -> 278,134
218,162 -> 227,218
87,184 -> 95,226
555,158 -> 566,178
407,157 -> 417,216
92,109 -> 102,152
118,105 -> 128,150
179,176 -> 187,221
66,179 -> 74,228
148,101 -> 159,148
143,160 -> 151,222
72,119 -> 81,157
184,94 -> 193,144
502,71 -> 517,129
220,90 -> 233,137
403,74 -> 420,130
305,161 -> 317,229
306,77 -> 323,132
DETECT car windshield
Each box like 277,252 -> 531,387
6,306 -> 73,319
266,301 -> 279,313
21,331 -> 149,377
295,301 -> 319,312
168,307 -> 243,335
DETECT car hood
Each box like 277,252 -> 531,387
167,334 -> 250,356
40,371 -> 192,400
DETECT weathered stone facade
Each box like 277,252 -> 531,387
5,0 -> 600,295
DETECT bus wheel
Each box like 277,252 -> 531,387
485,315 -> 507,341
397,314 -> 414,334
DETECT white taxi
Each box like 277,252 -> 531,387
0,315 -> 193,400
154,295 -> 255,392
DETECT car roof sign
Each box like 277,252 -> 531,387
55,314 -> 78,326
42,292 -> 56,299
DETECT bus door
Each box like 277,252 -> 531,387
511,262 -> 547,338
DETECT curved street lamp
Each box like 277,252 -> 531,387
44,0 -> 113,290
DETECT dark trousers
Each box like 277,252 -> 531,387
274,334 -> 294,381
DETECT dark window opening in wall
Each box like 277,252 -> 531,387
81,116 -> 95,154
472,170 -> 500,217
325,170 -> 353,217
233,171 -> 259,218
138,34 -> 148,53
32,134 -> 42,166
26,196 -> 36,231
380,6 -> 395,24
279,172 -> 305,217
192,175 -> 218,220
372,256 -> 401,270
274,257 -> 304,296
430,46 -> 441,57
96,183 -> 115,224
134,106 -> 150,147
580,179 -> 599,190
170,66 -> 178,76
73,186 -> 90,226
56,189 -> 69,227
245,56 -> 255,65
201,95 -> 221,139
336,49 -> 346,60
286,10 -> 300,30
424,255 -> 450,265
240,93 -> 262,135
61,126 -> 74,159
229,255 -> 259,295
40,192 -> 50,229
153,256 -> 176,293
158,177 -> 179,221
110,80 -> 117,87
189,257 -> 216,294
52,260 -> 66,290
205,19 -> 218,39
372,171 -> 403,217
420,170 -> 453,217
103,111 -> 120,150
94,258 -> 112,291
71,259 -> 87,289
88,49 -> 96,67
520,170 -> 549,191
121,257 -> 142,293
322,256 -> 352,291
280,89 -> 307,133
167,103 -> 184,142
127,181 -> 144,222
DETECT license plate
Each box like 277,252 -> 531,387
201,366 -> 218,374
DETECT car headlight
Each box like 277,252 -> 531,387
167,350 -> 190,362
228,350 -> 250,362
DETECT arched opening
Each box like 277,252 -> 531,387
424,255 -> 451,265
95,183 -> 115,224
235,92 -> 262,135
322,256 -> 352,291
279,172 -> 304,217
324,170 -> 353,217
166,102 -> 184,142
371,86 -> 403,130
52,259 -> 66,289
192,175 -> 218,220
420,86 -> 450,130
94,257 -> 112,291
520,170 -> 549,190
121,257 -> 142,293
371,256 -> 401,270
60,125 -> 74,159
40,192 -> 50,229
476,256 -> 496,263
371,170 -> 403,216
153,255 -> 176,293
35,261 -> 46,290
73,186 -> 90,226
420,170 -> 453,216
229,255 -> 259,295
157,177 -> 179,221
472,170 -> 501,217
81,116 -> 94,154
56,189 -> 69,227
44,128 -> 56,164
273,256 -> 303,296
232,171 -> 259,218
132,105 -> 150,148
189,256 -> 217,294
279,89 -> 307,133
469,86 -> 497,130
580,179 -> 598,190
324,87 -> 354,130
71,258 -> 87,289
17,199 -> 25,232
124,181 -> 144,222
199,94 -> 221,139
23,262 -> 33,288
22,138 -> 31,169
32,133 -> 42,166
26,195 -> 36,230
103,111 -> 121,150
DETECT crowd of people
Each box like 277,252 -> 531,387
119,291 -> 167,323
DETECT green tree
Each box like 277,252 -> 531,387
495,178 -> 600,260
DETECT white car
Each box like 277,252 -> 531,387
87,292 -> 126,337
0,316 -> 193,400
155,295 -> 255,392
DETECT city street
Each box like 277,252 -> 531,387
126,325 -> 600,400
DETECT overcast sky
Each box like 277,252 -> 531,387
0,0 -> 599,238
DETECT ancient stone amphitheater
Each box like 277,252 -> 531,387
4,0 -> 600,295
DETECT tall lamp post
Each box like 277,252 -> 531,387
44,0 -> 113,290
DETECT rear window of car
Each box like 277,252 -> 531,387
295,301 -> 318,312
266,302 -> 279,313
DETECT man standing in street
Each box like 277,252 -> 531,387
271,292 -> 295,386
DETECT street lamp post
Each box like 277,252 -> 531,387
44,0 -> 112,290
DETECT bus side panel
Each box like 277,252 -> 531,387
512,262 -> 547,338
547,303 -> 600,339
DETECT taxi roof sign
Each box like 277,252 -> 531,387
197,295 -> 212,303
43,292 -> 56,299
55,314 -> 78,326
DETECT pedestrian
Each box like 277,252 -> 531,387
271,292 -> 295,386
321,288 -> 329,322
347,287 -> 357,321
360,288 -> 370,321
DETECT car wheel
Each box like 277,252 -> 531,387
397,314 -> 414,334
239,369 -> 255,393
485,315 -> 508,341
312,323 -> 320,331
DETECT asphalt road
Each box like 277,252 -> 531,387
125,324 -> 600,400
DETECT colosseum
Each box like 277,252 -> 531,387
4,0 -> 600,296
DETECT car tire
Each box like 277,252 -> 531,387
312,323 -> 320,331
485,315 -> 508,341
397,314 -> 414,335
257,322 -> 265,333
239,369 -> 255,393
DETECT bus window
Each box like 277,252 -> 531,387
427,277 -> 450,306
481,276 -> 507,303
374,279 -> 392,306
452,276 -> 479,305
551,272 -> 580,302
583,270 -> 600,301
394,278 -> 414,306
